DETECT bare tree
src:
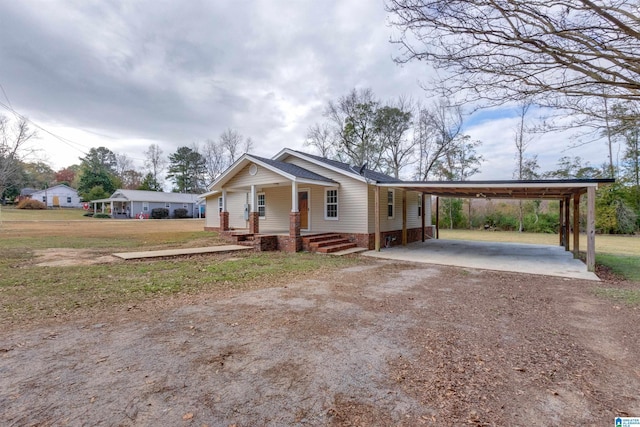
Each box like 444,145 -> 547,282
376,96 -> 414,178
202,138 -> 227,184
219,129 -> 244,164
414,98 -> 465,180
513,103 -> 541,231
387,0 -> 640,108
0,115 -> 37,199
305,123 -> 335,158
144,143 -> 166,186
115,153 -> 133,179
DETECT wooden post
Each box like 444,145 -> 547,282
435,197 -> 440,239
573,194 -> 580,258
421,193 -> 426,242
559,199 -> 564,246
375,186 -> 381,251
402,190 -> 407,245
587,186 -> 596,272
564,197 -> 570,251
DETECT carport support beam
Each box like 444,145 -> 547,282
573,194 -> 580,258
402,190 -> 407,246
421,193 -> 426,242
435,197 -> 440,239
559,199 -> 564,246
375,186 -> 381,251
564,196 -> 570,252
587,186 -> 596,272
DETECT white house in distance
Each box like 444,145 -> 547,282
30,184 -> 82,208
202,148 -> 433,253
90,189 -> 203,219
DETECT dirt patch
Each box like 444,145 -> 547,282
1,260 -> 639,426
32,248 -> 119,266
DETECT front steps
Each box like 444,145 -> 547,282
303,233 -> 357,254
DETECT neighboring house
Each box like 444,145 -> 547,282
30,184 -> 82,208
90,189 -> 203,219
17,188 -> 37,203
202,149 -> 432,252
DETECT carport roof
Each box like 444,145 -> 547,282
377,178 -> 615,199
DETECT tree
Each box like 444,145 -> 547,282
0,115 -> 37,200
77,147 -> 119,200
387,0 -> 640,108
138,172 -> 163,191
414,98 -> 466,180
120,169 -> 143,190
544,156 -> 603,179
305,123 -> 335,159
325,88 -> 383,169
144,143 -> 166,188
375,97 -> 414,178
22,161 -> 55,189
166,146 -> 206,193
219,129 -> 244,164
55,166 -> 77,186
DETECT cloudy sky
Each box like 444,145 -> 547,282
0,0 -> 606,180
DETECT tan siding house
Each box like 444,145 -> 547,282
202,149 -> 433,252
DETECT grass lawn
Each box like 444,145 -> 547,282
0,218 -> 363,323
0,206 -> 90,221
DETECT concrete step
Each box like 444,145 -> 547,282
317,242 -> 358,254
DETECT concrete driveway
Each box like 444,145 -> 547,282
363,239 -> 599,281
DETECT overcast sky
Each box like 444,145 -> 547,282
0,0 -> 606,180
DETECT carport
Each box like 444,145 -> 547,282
372,179 -> 614,272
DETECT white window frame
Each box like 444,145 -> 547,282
143,202 -> 149,212
324,188 -> 338,220
417,194 -> 422,218
218,196 -> 223,213
67,196 -> 72,204
165,202 -> 171,209
387,190 -> 395,219
257,192 -> 266,219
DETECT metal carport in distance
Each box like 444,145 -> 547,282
374,179 -> 614,272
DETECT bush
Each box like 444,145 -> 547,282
93,213 -> 111,219
173,208 -> 189,219
17,199 -> 47,210
83,212 -> 94,217
151,207 -> 169,219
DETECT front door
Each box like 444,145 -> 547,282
298,190 -> 309,230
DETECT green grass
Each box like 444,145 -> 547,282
594,288 -> 640,305
596,253 -> 640,281
0,206 -> 89,221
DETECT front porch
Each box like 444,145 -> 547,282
219,229 -> 360,254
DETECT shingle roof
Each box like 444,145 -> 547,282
290,150 -> 398,183
251,155 -> 336,183
110,189 -> 200,203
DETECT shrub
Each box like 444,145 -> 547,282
173,208 -> 189,219
17,199 -> 47,210
151,207 -> 169,219
83,212 -> 94,217
93,213 -> 111,219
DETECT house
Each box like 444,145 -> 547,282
29,184 -> 82,208
202,149 -> 433,252
90,189 -> 203,219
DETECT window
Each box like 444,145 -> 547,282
165,203 -> 171,209
257,193 -> 266,218
143,202 -> 149,212
218,197 -> 223,213
417,194 -> 422,217
387,190 -> 394,219
325,189 -> 338,220
42,196 -> 46,202
67,196 -> 72,204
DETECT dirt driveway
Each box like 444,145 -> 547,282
1,260 -> 638,426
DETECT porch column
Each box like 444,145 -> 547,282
586,186 -> 596,272
374,186 -> 381,251
219,189 -> 229,231
402,190 -> 407,245
573,194 -> 580,258
289,181 -> 301,252
421,193 -> 426,242
249,185 -> 259,234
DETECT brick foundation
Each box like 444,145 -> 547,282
248,212 -> 259,234
219,211 -> 229,231
345,227 -> 434,250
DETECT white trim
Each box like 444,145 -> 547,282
273,148 -> 367,183
387,189 -> 395,220
375,181 -> 602,189
324,188 -> 339,221
257,192 -> 266,219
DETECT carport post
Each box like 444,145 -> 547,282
587,186 -> 596,272
402,190 -> 407,246
421,193 -> 426,242
559,199 -> 564,246
374,186 -> 381,251
573,194 -> 580,258
435,197 -> 440,239
564,196 -> 570,251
